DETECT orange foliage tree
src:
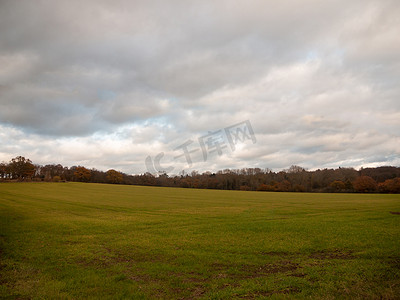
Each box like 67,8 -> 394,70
8,156 -> 35,180
353,176 -> 377,192
378,178 -> 400,193
74,166 -> 91,182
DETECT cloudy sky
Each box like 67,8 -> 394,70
1,0 -> 399,175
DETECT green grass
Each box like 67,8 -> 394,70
1,182 -> 399,299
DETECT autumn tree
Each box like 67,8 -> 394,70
8,156 -> 35,180
353,176 -> 377,193
257,183 -> 271,191
378,178 -> 400,193
106,169 -> 123,184
278,180 -> 291,192
74,166 -> 91,182
329,180 -> 346,192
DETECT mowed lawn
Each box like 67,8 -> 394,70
0,183 -> 399,299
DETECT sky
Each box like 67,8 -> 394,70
0,0 -> 399,175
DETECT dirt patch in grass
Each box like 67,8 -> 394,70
240,260 -> 299,277
259,251 -> 290,257
210,260 -> 300,281
127,273 -> 155,283
309,249 -> 354,260
209,249 -> 356,283
389,211 -> 400,215
76,248 -> 164,269
172,286 -> 206,300
259,249 -> 355,261
170,271 -> 208,284
239,287 -> 301,299
189,286 -> 206,299
290,272 -> 306,277
167,272 -> 207,300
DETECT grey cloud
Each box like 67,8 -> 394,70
0,0 -> 399,172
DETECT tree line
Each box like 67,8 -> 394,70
1,156 -> 400,193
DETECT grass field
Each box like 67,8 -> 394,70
0,182 -> 399,299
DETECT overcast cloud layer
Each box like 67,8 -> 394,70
0,0 -> 399,174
